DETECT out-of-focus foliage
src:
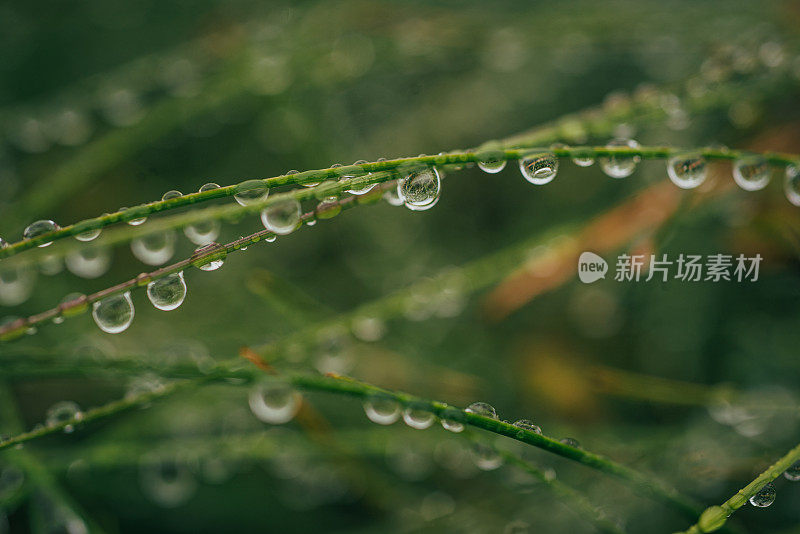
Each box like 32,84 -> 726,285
1,0 -> 800,532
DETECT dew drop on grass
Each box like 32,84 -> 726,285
749,482 -> 776,507
261,198 -> 301,235
75,228 -> 101,242
92,291 -> 135,334
122,206 -> 147,226
402,406 -> 435,429
782,164 -> 800,206
476,144 -> 507,174
65,246 -> 112,279
465,402 -> 498,419
234,179 -> 269,206
46,401 -> 83,433
518,152 -> 558,185
199,182 -> 220,192
571,148 -> 595,167
345,160 -> 376,195
667,153 -> 708,189
733,156 -> 771,191
161,190 -> 182,201
23,220 -> 59,247
248,382 -> 301,424
398,167 -> 441,211
147,272 -> 187,311
441,419 -> 464,433
131,231 -> 176,266
512,419 -> 542,436
194,245 -> 225,271
599,138 -> 640,178
784,462 -> 800,481
363,396 -> 401,425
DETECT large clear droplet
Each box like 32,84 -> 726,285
23,220 -> 59,247
92,291 -> 135,334
571,148 -> 595,167
465,402 -> 498,419
234,180 -> 269,206
199,182 -> 220,193
667,153 -> 708,189
46,400 -> 83,433
363,395 -> 400,425
784,165 -> 800,206
398,167 -> 441,211
248,382 -> 301,424
441,419 -> 464,433
162,190 -> 182,201
512,419 -> 542,436
599,138 -> 640,178
733,157 -> 770,191
519,152 -> 558,185
784,462 -> 800,481
476,144 -> 507,174
402,406 -> 435,429
260,198 -> 301,235
749,482 -> 776,507
65,246 -> 112,279
147,272 -> 187,311
131,231 -> 176,265
183,219 -> 220,246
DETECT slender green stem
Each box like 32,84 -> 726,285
678,442 -> 800,534
2,143 -> 795,260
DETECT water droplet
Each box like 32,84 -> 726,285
363,395 -> 400,425
518,152 -> 558,185
0,265 -> 36,306
398,167 -> 441,211
784,462 -> 800,481
441,419 -> 464,433
234,179 -> 269,206
261,198 -> 301,235
667,153 -> 708,189
65,246 -> 112,279
599,138 -> 640,178
161,190 -> 182,201
131,231 -> 176,265
147,272 -> 187,311
75,228 -> 101,242
733,156 -> 770,191
749,482 -> 776,507
199,182 -> 220,192
402,406 -> 435,429
512,419 -> 542,436
193,245 -> 225,271
92,292 -> 135,334
139,453 -> 197,508
465,402 -> 498,419
344,160 -> 376,195
264,235 -> 277,243
476,144 -> 507,174
183,219 -> 220,246
472,444 -> 503,471
46,401 -> 83,433
560,437 -> 581,448
784,165 -> 800,206
122,206 -> 147,226
248,381 -> 301,424
571,148 -> 595,167
23,220 -> 59,247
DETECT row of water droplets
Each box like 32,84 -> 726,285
745,460 -> 800,508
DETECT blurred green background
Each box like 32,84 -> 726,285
2,0 -> 800,532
